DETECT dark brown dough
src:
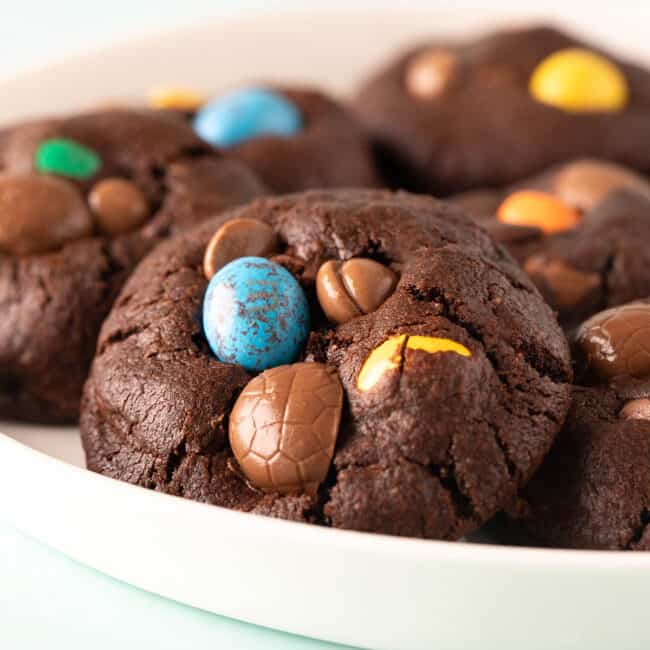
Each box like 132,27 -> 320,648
0,108 -> 267,422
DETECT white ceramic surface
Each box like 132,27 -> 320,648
2,7 -> 650,650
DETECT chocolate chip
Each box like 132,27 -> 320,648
619,397 -> 650,420
524,255 -> 600,310
405,49 -> 457,99
554,159 -> 650,212
229,362 -> 343,495
316,258 -> 398,325
203,217 -> 277,279
0,174 -> 92,255
89,178 -> 149,236
575,302 -> 650,383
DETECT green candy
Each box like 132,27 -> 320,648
35,138 -> 101,180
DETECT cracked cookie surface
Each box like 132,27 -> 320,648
0,108 -> 266,422
80,189 -> 572,540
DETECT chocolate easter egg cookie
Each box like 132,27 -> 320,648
523,300 -> 650,550
190,85 -> 381,193
0,108 -> 266,423
453,160 -> 650,330
81,189 -> 571,540
354,26 -> 650,195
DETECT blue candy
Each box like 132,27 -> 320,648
203,257 -> 310,372
193,87 -> 302,148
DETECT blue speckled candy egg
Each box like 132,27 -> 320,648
203,257 -> 310,372
193,87 -> 302,149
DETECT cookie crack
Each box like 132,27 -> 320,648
406,283 -> 567,384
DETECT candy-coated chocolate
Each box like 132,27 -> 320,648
529,48 -> 628,112
148,85 -> 205,111
405,49 -> 457,99
554,159 -> 650,212
229,362 -> 343,495
34,137 -> 101,180
524,255 -> 600,310
619,398 -> 650,420
89,178 -> 149,235
405,336 -> 471,356
202,256 -> 310,372
497,190 -> 581,234
575,303 -> 650,383
0,174 -> 92,255
203,218 -> 277,279
316,258 -> 397,325
357,334 -> 471,392
193,87 -> 302,149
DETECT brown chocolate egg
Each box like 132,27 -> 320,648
229,362 -> 343,495
89,177 -> 149,235
575,302 -> 650,383
0,174 -> 92,255
203,217 -> 277,279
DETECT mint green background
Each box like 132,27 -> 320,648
0,522 -> 350,649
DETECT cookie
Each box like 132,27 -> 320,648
453,160 -> 650,330
0,108 -> 266,423
189,85 -> 381,194
80,189 -> 572,540
523,300 -> 650,550
354,25 -> 650,195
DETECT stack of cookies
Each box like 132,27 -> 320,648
3,24 -> 650,550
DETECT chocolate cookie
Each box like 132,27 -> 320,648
81,189 -> 572,540
523,300 -> 650,550
0,108 -> 266,423
453,160 -> 650,330
354,26 -> 650,195
191,85 -> 381,193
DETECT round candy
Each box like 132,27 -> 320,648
357,334 -> 471,392
553,159 -> 650,212
405,49 -> 457,99
575,303 -> 650,383
203,256 -> 310,372
148,85 -> 205,111
229,362 -> 343,495
0,174 -> 93,255
316,258 -> 398,325
193,87 -> 302,149
35,137 -> 102,180
203,218 -> 277,280
529,48 -> 628,113
497,190 -> 581,234
89,178 -> 149,235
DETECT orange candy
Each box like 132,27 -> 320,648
497,190 -> 581,234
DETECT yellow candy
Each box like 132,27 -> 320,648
148,86 -> 205,111
529,48 -> 628,112
405,336 -> 471,357
357,335 -> 406,393
357,334 -> 471,392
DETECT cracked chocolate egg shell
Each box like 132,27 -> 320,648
81,189 -> 571,540
229,363 -> 343,495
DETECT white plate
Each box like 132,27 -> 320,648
2,7 -> 650,650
